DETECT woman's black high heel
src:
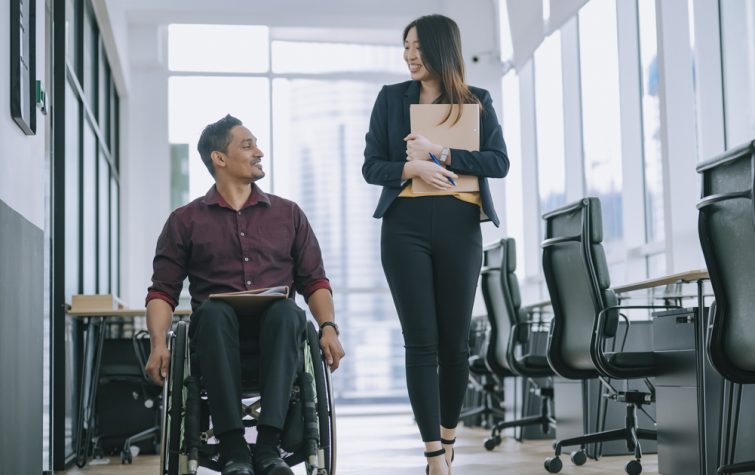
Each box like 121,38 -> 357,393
424,448 -> 446,475
440,437 -> 456,463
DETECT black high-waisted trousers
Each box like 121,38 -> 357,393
381,196 -> 482,441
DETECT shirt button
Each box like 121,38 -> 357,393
237,211 -> 241,215
246,280 -> 252,286
244,257 -> 249,262
240,232 -> 245,236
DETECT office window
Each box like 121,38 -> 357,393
168,24 -> 270,73
579,0 -> 623,256
272,41 -> 404,74
502,73 -> 525,273
638,0 -> 665,249
720,0 -> 755,147
534,32 -> 566,218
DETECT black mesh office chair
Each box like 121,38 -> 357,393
541,198 -> 670,475
475,238 -> 556,451
697,140 -> 755,475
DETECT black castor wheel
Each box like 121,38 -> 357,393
570,450 -> 587,466
484,436 -> 498,451
625,459 -> 642,475
544,456 -> 563,473
121,449 -> 132,464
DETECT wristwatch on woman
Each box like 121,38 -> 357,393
319,321 -> 340,337
439,146 -> 450,164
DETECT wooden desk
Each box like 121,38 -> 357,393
521,269 -> 710,312
612,269 -> 709,294
67,307 -> 190,467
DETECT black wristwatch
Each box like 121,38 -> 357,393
319,321 -> 339,337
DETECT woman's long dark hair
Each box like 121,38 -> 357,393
403,14 -> 481,125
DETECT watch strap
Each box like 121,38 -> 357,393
319,321 -> 339,337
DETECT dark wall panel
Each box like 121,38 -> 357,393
0,199 -> 43,474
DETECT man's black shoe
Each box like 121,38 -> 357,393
220,460 -> 255,475
253,453 -> 293,475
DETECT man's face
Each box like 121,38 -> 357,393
217,125 -> 265,182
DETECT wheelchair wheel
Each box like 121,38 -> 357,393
305,322 -> 337,475
159,321 -> 189,475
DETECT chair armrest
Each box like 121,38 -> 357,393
592,304 -> 681,378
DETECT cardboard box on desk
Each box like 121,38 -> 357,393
70,294 -> 126,313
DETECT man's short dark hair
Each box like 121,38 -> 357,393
197,114 -> 243,176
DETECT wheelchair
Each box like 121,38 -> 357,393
158,319 -> 336,475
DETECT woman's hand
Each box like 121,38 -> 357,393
404,133 -> 442,161
404,160 -> 459,191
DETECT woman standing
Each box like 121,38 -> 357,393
362,14 -> 509,475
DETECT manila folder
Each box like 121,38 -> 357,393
410,104 -> 480,193
209,285 -> 289,315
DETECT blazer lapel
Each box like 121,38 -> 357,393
402,81 -> 420,137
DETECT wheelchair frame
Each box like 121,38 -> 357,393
158,320 -> 336,475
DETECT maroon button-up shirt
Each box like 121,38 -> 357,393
146,185 -> 331,311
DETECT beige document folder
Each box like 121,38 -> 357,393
410,104 -> 480,193
209,286 -> 289,315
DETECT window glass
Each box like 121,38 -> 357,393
579,0 -> 624,256
82,122 -> 97,294
638,0 -> 665,246
534,32 -> 566,219
272,41 -> 404,74
97,154 -> 110,292
168,24 -> 270,73
272,78 -> 405,398
720,0 -> 755,147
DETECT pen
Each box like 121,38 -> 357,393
429,153 -> 456,186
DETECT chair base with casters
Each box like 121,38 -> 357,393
159,320 -> 337,475
459,356 -> 508,428
484,384 -> 555,451
544,390 -> 656,475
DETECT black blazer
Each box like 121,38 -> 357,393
362,80 -> 509,226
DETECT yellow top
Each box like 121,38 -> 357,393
399,183 -> 482,207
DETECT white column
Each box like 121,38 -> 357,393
616,0 -> 648,283
691,0 -> 725,159
655,0 -> 705,272
121,23 -> 172,307
560,16 -> 585,203
517,60 -> 543,301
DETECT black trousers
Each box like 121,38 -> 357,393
381,196 -> 483,441
189,298 -> 306,435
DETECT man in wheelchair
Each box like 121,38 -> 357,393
145,114 -> 345,475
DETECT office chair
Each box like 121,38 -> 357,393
697,140 -> 755,475
475,238 -> 556,451
541,198 -> 671,475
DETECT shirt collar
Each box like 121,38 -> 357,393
204,184 -> 271,210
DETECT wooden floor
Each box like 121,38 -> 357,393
63,405 -> 657,475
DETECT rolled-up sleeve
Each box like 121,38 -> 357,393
291,204 -> 332,301
145,212 -> 189,310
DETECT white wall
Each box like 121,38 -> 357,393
0,0 -> 47,229
121,23 -> 171,307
